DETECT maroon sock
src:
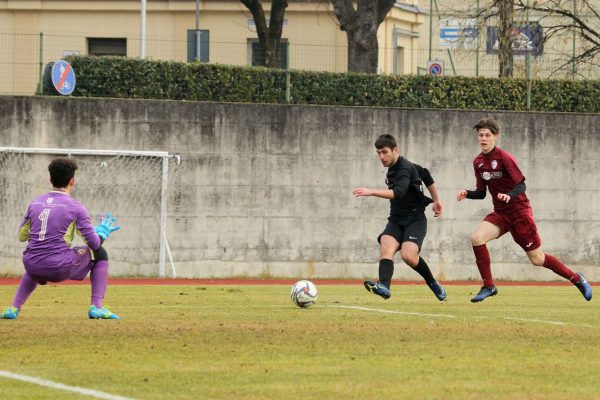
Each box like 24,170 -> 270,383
542,254 -> 579,283
473,244 -> 494,287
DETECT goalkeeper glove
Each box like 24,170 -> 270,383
95,212 -> 121,240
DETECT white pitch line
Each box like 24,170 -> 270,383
494,316 -> 566,326
0,370 -> 137,400
330,305 -> 456,319
478,315 -> 593,328
331,305 -> 590,328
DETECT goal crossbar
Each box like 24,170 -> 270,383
0,147 -> 171,158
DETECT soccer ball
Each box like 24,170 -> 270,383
290,280 -> 318,308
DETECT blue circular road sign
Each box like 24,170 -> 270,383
428,62 -> 443,76
51,60 -> 76,95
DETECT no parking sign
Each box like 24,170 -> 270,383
51,60 -> 76,95
427,60 -> 444,77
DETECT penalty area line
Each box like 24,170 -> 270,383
0,370 -> 137,400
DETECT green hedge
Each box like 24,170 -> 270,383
63,56 -> 600,113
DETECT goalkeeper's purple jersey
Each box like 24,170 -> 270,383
18,191 -> 101,269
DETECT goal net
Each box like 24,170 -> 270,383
0,147 -> 179,277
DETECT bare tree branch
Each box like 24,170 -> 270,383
455,0 -> 600,76
268,0 -> 288,40
240,0 -> 268,44
239,0 -> 288,68
377,0 -> 397,23
330,0 -> 396,73
331,0 -> 358,32
514,0 -> 600,42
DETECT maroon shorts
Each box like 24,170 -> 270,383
484,211 -> 541,251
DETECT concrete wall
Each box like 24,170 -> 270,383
1,95 -> 599,281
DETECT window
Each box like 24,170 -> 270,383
249,39 -> 288,69
395,47 -> 405,75
88,38 -> 127,56
187,30 -> 210,62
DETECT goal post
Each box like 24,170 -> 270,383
0,147 -> 180,278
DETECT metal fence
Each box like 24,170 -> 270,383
416,47 -> 600,81
423,0 -> 600,81
1,30 -> 597,96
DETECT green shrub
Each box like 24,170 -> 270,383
64,56 -> 600,113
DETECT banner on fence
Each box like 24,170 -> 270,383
486,23 -> 544,56
439,19 -> 478,49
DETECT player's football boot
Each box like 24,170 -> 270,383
574,272 -> 592,301
363,280 -> 391,300
428,281 -> 447,301
88,305 -> 120,320
0,306 -> 19,319
470,286 -> 498,303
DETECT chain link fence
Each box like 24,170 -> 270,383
1,28 -> 597,96
421,0 -> 600,80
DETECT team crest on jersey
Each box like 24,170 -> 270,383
77,248 -> 87,256
491,160 -> 498,169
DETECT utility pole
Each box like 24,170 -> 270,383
141,0 -> 147,59
195,0 -> 202,61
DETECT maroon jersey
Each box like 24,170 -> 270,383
473,147 -> 531,214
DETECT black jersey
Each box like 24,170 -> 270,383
415,164 -> 434,187
386,157 -> 433,220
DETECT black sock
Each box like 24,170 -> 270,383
413,257 -> 436,285
378,259 -> 394,289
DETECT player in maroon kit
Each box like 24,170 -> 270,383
0,157 -> 121,319
457,118 -> 592,302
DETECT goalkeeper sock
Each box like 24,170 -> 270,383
412,257 -> 436,285
90,260 -> 109,308
12,272 -> 38,310
378,259 -> 394,289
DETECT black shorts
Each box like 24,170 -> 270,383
377,213 -> 427,250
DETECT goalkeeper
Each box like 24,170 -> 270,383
1,157 -> 121,320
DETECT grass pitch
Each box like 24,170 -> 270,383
0,283 -> 599,400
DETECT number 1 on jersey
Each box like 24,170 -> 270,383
38,208 -> 51,241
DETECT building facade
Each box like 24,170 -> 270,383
0,0 -> 426,95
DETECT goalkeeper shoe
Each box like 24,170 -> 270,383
574,273 -> 592,301
363,281 -> 391,300
428,281 -> 447,301
0,306 -> 19,319
88,305 -> 120,320
471,286 -> 498,303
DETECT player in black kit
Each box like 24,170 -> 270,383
353,134 -> 446,301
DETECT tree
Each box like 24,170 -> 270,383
330,0 -> 396,73
240,0 -> 288,68
469,0 -> 600,77
467,0 -> 515,77
498,0 -> 515,77
512,0 -> 600,75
